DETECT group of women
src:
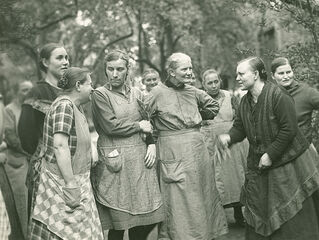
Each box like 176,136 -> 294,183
0,41 -> 318,240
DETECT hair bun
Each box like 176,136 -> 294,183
57,73 -> 69,89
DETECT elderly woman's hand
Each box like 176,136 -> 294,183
217,134 -> 231,149
144,144 -> 156,168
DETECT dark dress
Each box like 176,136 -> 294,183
18,81 -> 60,218
229,82 -> 319,239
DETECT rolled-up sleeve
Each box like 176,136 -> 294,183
91,89 -> 140,136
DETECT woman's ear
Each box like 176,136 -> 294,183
254,70 -> 259,80
42,58 -> 49,69
75,81 -> 81,92
168,69 -> 175,77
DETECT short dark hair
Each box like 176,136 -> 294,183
39,43 -> 64,73
57,67 -> 90,90
271,57 -> 290,74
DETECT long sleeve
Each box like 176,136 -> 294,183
3,107 -> 25,154
196,89 -> 220,120
229,108 -> 246,144
91,89 -> 141,137
266,92 -> 297,161
18,104 -> 44,155
231,95 -> 240,118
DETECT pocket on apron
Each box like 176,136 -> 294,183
160,160 -> 185,183
99,147 -> 123,173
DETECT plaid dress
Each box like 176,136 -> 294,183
30,96 -> 103,240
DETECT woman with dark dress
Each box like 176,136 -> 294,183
18,43 -> 69,218
3,81 -> 33,237
91,50 -> 163,240
219,57 -> 319,240
0,94 -> 24,239
271,57 -> 319,148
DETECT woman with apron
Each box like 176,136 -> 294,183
91,50 -> 163,240
200,69 -> 248,226
146,53 -> 228,240
29,67 -> 103,239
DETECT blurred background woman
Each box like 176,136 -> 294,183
18,43 -> 69,218
141,68 -> 160,94
30,67 -> 103,239
146,52 -> 228,239
91,50 -> 163,240
3,80 -> 33,237
201,69 -> 248,226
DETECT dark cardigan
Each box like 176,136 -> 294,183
229,82 -> 309,169
18,81 -> 60,155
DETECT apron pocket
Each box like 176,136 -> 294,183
99,147 -> 123,173
105,155 -> 123,173
160,160 -> 185,183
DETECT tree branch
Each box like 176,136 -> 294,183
172,35 -> 183,51
0,38 -> 41,79
135,58 -> 161,74
36,0 -> 78,30
280,0 -> 319,15
92,11 -> 134,70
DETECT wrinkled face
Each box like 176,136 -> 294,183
45,47 -> 69,79
236,61 -> 256,91
203,73 -> 221,96
170,57 -> 193,86
143,73 -> 159,92
105,59 -> 128,88
272,64 -> 294,87
79,74 -> 93,103
18,81 -> 33,101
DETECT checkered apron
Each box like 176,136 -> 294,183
32,97 -> 103,240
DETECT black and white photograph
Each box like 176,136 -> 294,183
0,0 -> 319,239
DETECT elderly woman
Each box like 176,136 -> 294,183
141,69 -> 160,94
201,69 -> 248,226
91,50 -> 163,240
219,57 -> 319,240
145,53 -> 228,240
3,80 -> 33,237
30,67 -> 103,239
18,43 -> 69,217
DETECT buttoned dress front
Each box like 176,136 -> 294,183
146,83 -> 228,240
